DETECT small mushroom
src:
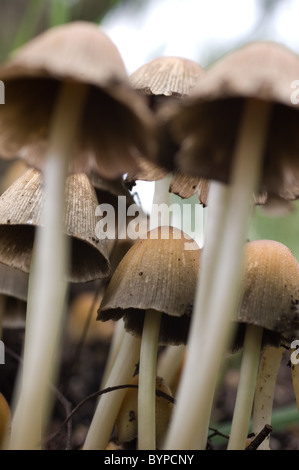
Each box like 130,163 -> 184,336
83,226 -> 200,450
228,239 -> 299,450
100,226 -> 199,450
127,56 -> 206,206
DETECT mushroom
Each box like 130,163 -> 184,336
83,226 -> 200,450
0,21 -> 155,450
227,239 -> 299,450
127,56 -> 205,210
115,374 -> 173,449
161,42 -> 299,450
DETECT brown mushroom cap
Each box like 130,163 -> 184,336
98,226 -> 200,345
233,239 -> 299,348
0,21 -> 156,179
115,374 -> 173,449
128,56 -> 207,198
130,56 -> 205,100
0,168 -> 110,282
159,42 -> 299,201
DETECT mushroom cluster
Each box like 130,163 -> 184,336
0,19 -> 299,452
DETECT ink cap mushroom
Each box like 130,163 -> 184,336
98,225 -> 200,449
227,239 -> 299,450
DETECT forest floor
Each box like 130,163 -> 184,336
2,284 -> 299,451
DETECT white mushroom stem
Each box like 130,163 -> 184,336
83,331 -> 141,450
150,175 -> 173,229
252,345 -> 284,450
189,181 -> 232,337
138,309 -> 162,450
227,325 -> 263,450
164,98 -> 271,450
9,81 -> 88,450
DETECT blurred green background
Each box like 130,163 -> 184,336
0,0 -> 133,62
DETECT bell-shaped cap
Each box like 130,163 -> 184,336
98,226 -> 200,344
0,168 -> 110,282
0,22 -> 156,179
233,239 -> 299,347
130,56 -> 205,99
130,56 -> 205,173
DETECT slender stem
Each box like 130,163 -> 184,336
190,182 -> 232,338
83,332 -> 141,450
150,175 -> 172,229
227,325 -> 263,450
251,345 -> 284,450
138,309 -> 162,450
163,98 -> 271,450
9,81 -> 88,450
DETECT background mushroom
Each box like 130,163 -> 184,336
0,167 -> 110,283
128,55 -> 206,215
227,239 -> 299,450
83,226 -> 200,450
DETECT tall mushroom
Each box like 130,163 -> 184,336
0,21 -> 155,449
83,226 -> 200,450
160,42 -> 299,450
228,239 -> 299,450
128,56 -> 205,213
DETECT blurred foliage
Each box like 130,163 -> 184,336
0,0 -> 137,62
248,200 -> 299,262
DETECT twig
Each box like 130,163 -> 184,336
245,424 -> 272,450
45,383 -> 175,445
